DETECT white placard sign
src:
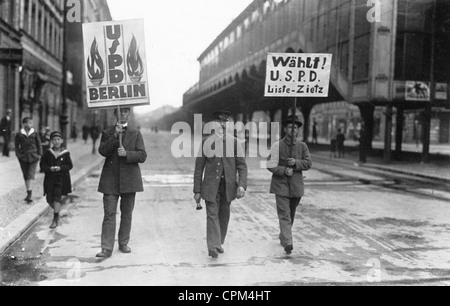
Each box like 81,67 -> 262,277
83,19 -> 150,108
265,53 -> 333,97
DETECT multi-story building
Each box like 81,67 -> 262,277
0,0 -> 113,145
177,0 -> 450,162
66,0 -> 113,133
0,0 -> 24,133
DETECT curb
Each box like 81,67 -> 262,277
0,156 -> 104,255
362,163 -> 450,184
313,154 -> 450,184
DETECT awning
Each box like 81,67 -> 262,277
0,48 -> 23,64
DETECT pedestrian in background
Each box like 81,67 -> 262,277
40,132 -> 73,229
40,127 -> 51,173
71,123 -> 78,142
90,125 -> 101,155
267,115 -> 312,255
82,125 -> 90,144
15,117 -> 42,204
337,129 -> 346,158
96,107 -> 147,259
194,110 -> 248,259
312,120 -> 318,145
0,108 -> 13,157
330,134 -> 337,159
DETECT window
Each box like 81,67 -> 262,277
0,0 -> 14,23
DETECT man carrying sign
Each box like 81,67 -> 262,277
96,107 -> 147,259
267,116 -> 312,255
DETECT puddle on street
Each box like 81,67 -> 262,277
0,256 -> 47,286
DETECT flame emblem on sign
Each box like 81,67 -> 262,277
87,38 -> 105,86
127,35 -> 144,83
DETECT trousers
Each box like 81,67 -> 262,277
276,196 -> 301,248
205,179 -> 231,252
2,134 -> 10,156
101,193 -> 136,252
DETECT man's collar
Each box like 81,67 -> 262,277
21,128 -> 35,136
283,136 -> 298,145
117,123 -> 128,127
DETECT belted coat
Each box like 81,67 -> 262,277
194,134 -> 248,203
97,126 -> 147,195
267,137 -> 312,198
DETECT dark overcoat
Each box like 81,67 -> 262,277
194,134 -> 248,203
15,129 -> 42,163
0,117 -> 12,136
97,126 -> 147,195
267,137 -> 312,198
40,149 -> 73,196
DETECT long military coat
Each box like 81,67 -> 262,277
97,126 -> 147,195
194,134 -> 248,203
267,137 -> 312,198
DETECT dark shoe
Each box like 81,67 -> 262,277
208,250 -> 219,259
50,219 -> 58,229
119,245 -> 132,254
96,249 -> 112,258
285,245 -> 294,255
216,247 -> 224,254
25,191 -> 32,203
50,214 -> 60,229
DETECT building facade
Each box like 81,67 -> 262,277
176,0 -> 450,161
0,0 -> 113,147
0,0 -> 23,133
66,0 -> 113,135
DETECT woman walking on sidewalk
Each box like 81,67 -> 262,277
15,118 -> 42,204
40,132 -> 73,229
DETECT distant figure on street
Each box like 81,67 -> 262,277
82,125 -> 90,144
194,110 -> 248,259
40,131 -> 73,229
71,124 -> 78,142
359,123 -> 368,164
267,115 -> 312,255
96,107 -> 147,259
0,109 -> 13,157
336,129 -> 346,158
330,134 -> 337,159
15,117 -> 42,204
40,127 -> 51,153
40,127 -> 51,173
90,125 -> 101,155
312,121 -> 318,145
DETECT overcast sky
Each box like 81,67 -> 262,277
106,0 -> 254,114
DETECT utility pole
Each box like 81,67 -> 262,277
60,0 -> 69,143
423,0 -> 437,163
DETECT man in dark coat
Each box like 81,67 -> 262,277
194,111 -> 248,259
267,115 -> 312,254
0,109 -> 13,157
15,117 -> 42,203
96,107 -> 147,259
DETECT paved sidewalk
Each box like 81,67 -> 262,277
0,139 -> 104,254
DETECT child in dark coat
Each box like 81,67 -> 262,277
40,132 -> 73,229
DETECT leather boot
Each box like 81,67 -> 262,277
25,191 -> 33,203
50,213 -> 60,229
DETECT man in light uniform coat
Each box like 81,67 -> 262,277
96,107 -> 147,259
194,111 -> 248,259
267,115 -> 312,254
